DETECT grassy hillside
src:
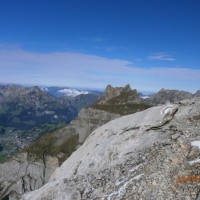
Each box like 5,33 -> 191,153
25,132 -> 79,164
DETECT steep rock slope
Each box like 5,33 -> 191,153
23,98 -> 200,200
0,108 -> 119,200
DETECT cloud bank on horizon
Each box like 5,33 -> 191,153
0,46 -> 199,92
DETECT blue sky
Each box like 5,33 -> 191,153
0,0 -> 200,92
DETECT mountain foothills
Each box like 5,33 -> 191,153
0,84 -> 99,162
0,83 -> 200,199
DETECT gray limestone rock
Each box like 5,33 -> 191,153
0,153 -> 59,200
22,98 -> 200,200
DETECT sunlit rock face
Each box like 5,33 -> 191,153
22,98 -> 200,200
92,84 -> 150,115
97,84 -> 141,105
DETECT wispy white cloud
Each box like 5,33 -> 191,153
0,46 -> 199,92
95,46 -> 129,52
90,37 -> 106,42
148,53 -> 176,61
78,36 -> 106,43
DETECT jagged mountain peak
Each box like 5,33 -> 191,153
102,84 -> 133,102
92,84 -> 150,115
97,84 -> 141,106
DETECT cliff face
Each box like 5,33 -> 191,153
0,152 -> 59,200
97,84 -> 140,105
69,108 -> 120,144
22,98 -> 200,200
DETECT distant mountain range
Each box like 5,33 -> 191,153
0,84 -> 100,162
1,82 -> 199,164
144,88 -> 200,105
40,86 -> 103,97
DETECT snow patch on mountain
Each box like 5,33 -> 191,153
140,95 -> 150,99
191,141 -> 200,150
58,88 -> 89,97
40,87 -> 49,92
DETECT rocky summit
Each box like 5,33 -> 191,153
21,97 -> 200,200
92,84 -> 150,115
97,84 -> 140,105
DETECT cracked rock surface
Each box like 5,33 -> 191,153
22,98 -> 200,200
0,153 -> 58,200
